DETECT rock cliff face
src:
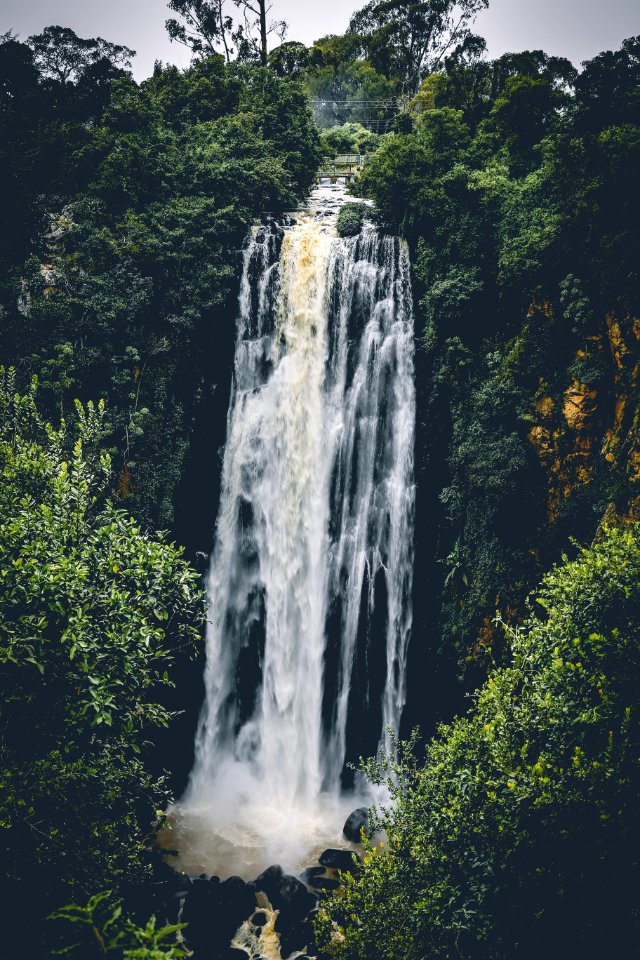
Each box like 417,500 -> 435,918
528,309 -> 640,525
473,307 -> 640,668
406,300 -> 640,714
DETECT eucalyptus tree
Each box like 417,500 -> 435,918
165,0 -> 286,65
233,0 -> 287,65
166,0 -> 236,61
27,25 -> 134,83
349,0 -> 490,93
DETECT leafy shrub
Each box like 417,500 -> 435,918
0,370 -> 204,946
336,202 -> 369,237
318,522 -> 640,959
50,891 -> 186,959
319,123 -> 382,156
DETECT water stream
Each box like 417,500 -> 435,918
168,183 -> 415,881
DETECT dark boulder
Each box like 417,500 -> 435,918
219,875 -> 255,918
182,874 -> 256,960
319,848 -> 359,871
254,865 -> 314,918
254,864 -> 284,901
310,875 -> 340,891
275,913 -> 313,956
300,866 -> 325,885
343,806 -> 369,843
252,869 -> 317,960
277,874 -> 315,915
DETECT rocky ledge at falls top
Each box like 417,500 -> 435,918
156,806 -> 369,960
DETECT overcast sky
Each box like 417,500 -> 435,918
2,0 -> 639,80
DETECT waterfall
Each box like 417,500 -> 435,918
173,184 -> 415,880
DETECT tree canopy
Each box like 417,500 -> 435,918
28,24 -> 135,83
349,0 -> 489,92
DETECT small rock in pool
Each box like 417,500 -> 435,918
310,876 -> 340,891
343,806 -> 369,843
319,848 -> 359,871
300,866 -> 325,885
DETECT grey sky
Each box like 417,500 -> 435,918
1,0 -> 639,80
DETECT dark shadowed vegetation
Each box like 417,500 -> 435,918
1,3 -> 640,958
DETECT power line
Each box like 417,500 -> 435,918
311,99 -> 400,106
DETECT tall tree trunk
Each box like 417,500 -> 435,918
259,0 -> 267,65
217,0 -> 231,63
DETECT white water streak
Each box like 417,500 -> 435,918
178,185 -> 415,879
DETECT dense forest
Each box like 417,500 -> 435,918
1,1 -> 639,958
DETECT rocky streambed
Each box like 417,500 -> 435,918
157,807 -> 370,960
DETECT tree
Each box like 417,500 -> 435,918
349,0 -> 489,92
165,0 -> 286,65
233,0 -> 287,66
304,58 -> 397,126
0,371 -> 203,949
318,522 -> 640,960
0,31 -> 38,101
51,891 -> 187,959
27,25 -> 134,83
573,34 -> 640,133
268,40 -> 311,78
166,0 -> 235,61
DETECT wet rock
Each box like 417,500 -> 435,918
219,875 -> 256,922
343,806 -> 369,842
300,866 -> 325,885
170,873 -> 192,904
279,874 -> 316,917
309,876 -> 340,891
254,865 -> 314,918
319,848 -> 359,871
182,875 -> 256,960
275,912 -> 313,956
254,863 -> 284,900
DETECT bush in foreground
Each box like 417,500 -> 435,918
0,370 -> 204,950
318,522 -> 640,959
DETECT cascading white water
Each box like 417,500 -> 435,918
170,184 -> 415,880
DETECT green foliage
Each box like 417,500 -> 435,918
336,202 -> 370,237
355,37 -> 640,667
304,55 -> 397,128
165,0 -> 235,59
51,891 -> 187,959
319,122 -> 382,155
28,25 -> 135,83
0,371 -> 204,938
0,37 -> 320,528
166,1 -> 286,66
349,0 -> 489,92
319,524 -> 640,959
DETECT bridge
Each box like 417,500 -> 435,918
316,154 -> 370,185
